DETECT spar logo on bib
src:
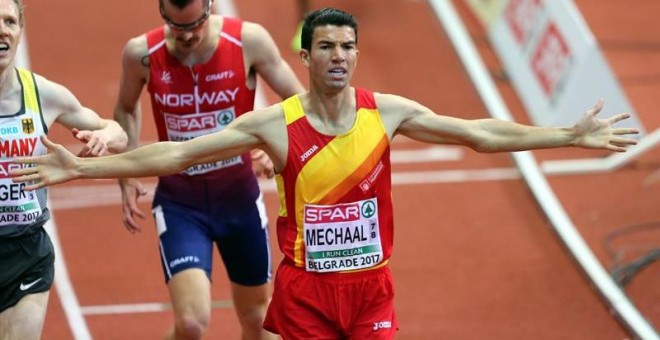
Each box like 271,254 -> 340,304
361,200 -> 375,218
165,112 -> 216,132
217,109 -> 234,125
305,203 -> 359,223
305,200 -> 376,223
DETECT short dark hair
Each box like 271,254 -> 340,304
301,8 -> 358,51
160,0 -> 203,10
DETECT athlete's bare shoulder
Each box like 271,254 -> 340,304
123,34 -> 149,68
32,73 -> 74,108
30,73 -> 82,126
240,20 -> 268,40
374,92 -> 424,139
239,20 -> 280,63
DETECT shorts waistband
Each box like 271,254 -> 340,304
278,260 -> 390,282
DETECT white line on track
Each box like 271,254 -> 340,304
17,28 -> 93,340
81,300 -> 233,316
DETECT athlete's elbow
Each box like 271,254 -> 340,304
469,137 -> 510,153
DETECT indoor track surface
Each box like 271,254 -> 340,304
19,0 -> 659,339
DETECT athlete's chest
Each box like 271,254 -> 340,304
0,112 -> 43,160
149,53 -> 248,110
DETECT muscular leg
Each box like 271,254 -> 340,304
164,269 -> 211,340
0,291 -> 49,340
231,282 -> 276,340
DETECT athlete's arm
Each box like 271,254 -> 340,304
36,75 -> 128,155
242,21 -> 304,98
114,35 -> 149,153
113,35 -> 151,233
11,105 -> 287,190
377,94 -> 638,152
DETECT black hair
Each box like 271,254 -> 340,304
301,8 -> 358,51
160,0 -> 209,10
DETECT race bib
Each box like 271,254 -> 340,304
163,108 -> 243,175
303,198 -> 383,273
0,168 -> 42,227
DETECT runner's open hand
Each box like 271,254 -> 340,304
118,178 -> 148,234
71,128 -> 111,157
251,149 -> 275,178
572,99 -> 639,151
10,135 -> 78,191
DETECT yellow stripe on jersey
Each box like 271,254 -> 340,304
281,95 -> 305,125
275,175 -> 287,217
17,68 -> 40,113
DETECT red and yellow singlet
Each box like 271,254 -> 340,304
275,88 -> 394,273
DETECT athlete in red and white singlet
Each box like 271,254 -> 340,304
111,1 -> 304,339
146,18 -> 259,203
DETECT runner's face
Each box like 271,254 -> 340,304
0,0 -> 21,71
304,25 -> 359,91
161,0 -> 210,51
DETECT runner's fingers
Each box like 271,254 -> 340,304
9,165 -> 37,176
127,190 -> 147,218
121,205 -> 142,233
123,217 -> 140,233
610,137 -> 638,146
98,144 -> 109,156
17,177 -> 44,191
607,113 -> 632,125
22,183 -> 44,191
88,142 -> 107,157
12,155 -> 46,166
613,127 -> 639,136
606,144 -> 626,152
586,98 -> 604,116
12,173 -> 41,183
129,204 -> 146,219
81,138 -> 104,157
607,140 -> 635,152
41,135 -> 59,151
135,182 -> 148,196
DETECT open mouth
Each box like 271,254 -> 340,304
328,68 -> 346,77
0,43 -> 9,52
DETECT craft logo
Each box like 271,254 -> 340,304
205,70 -> 235,82
161,71 -> 172,84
